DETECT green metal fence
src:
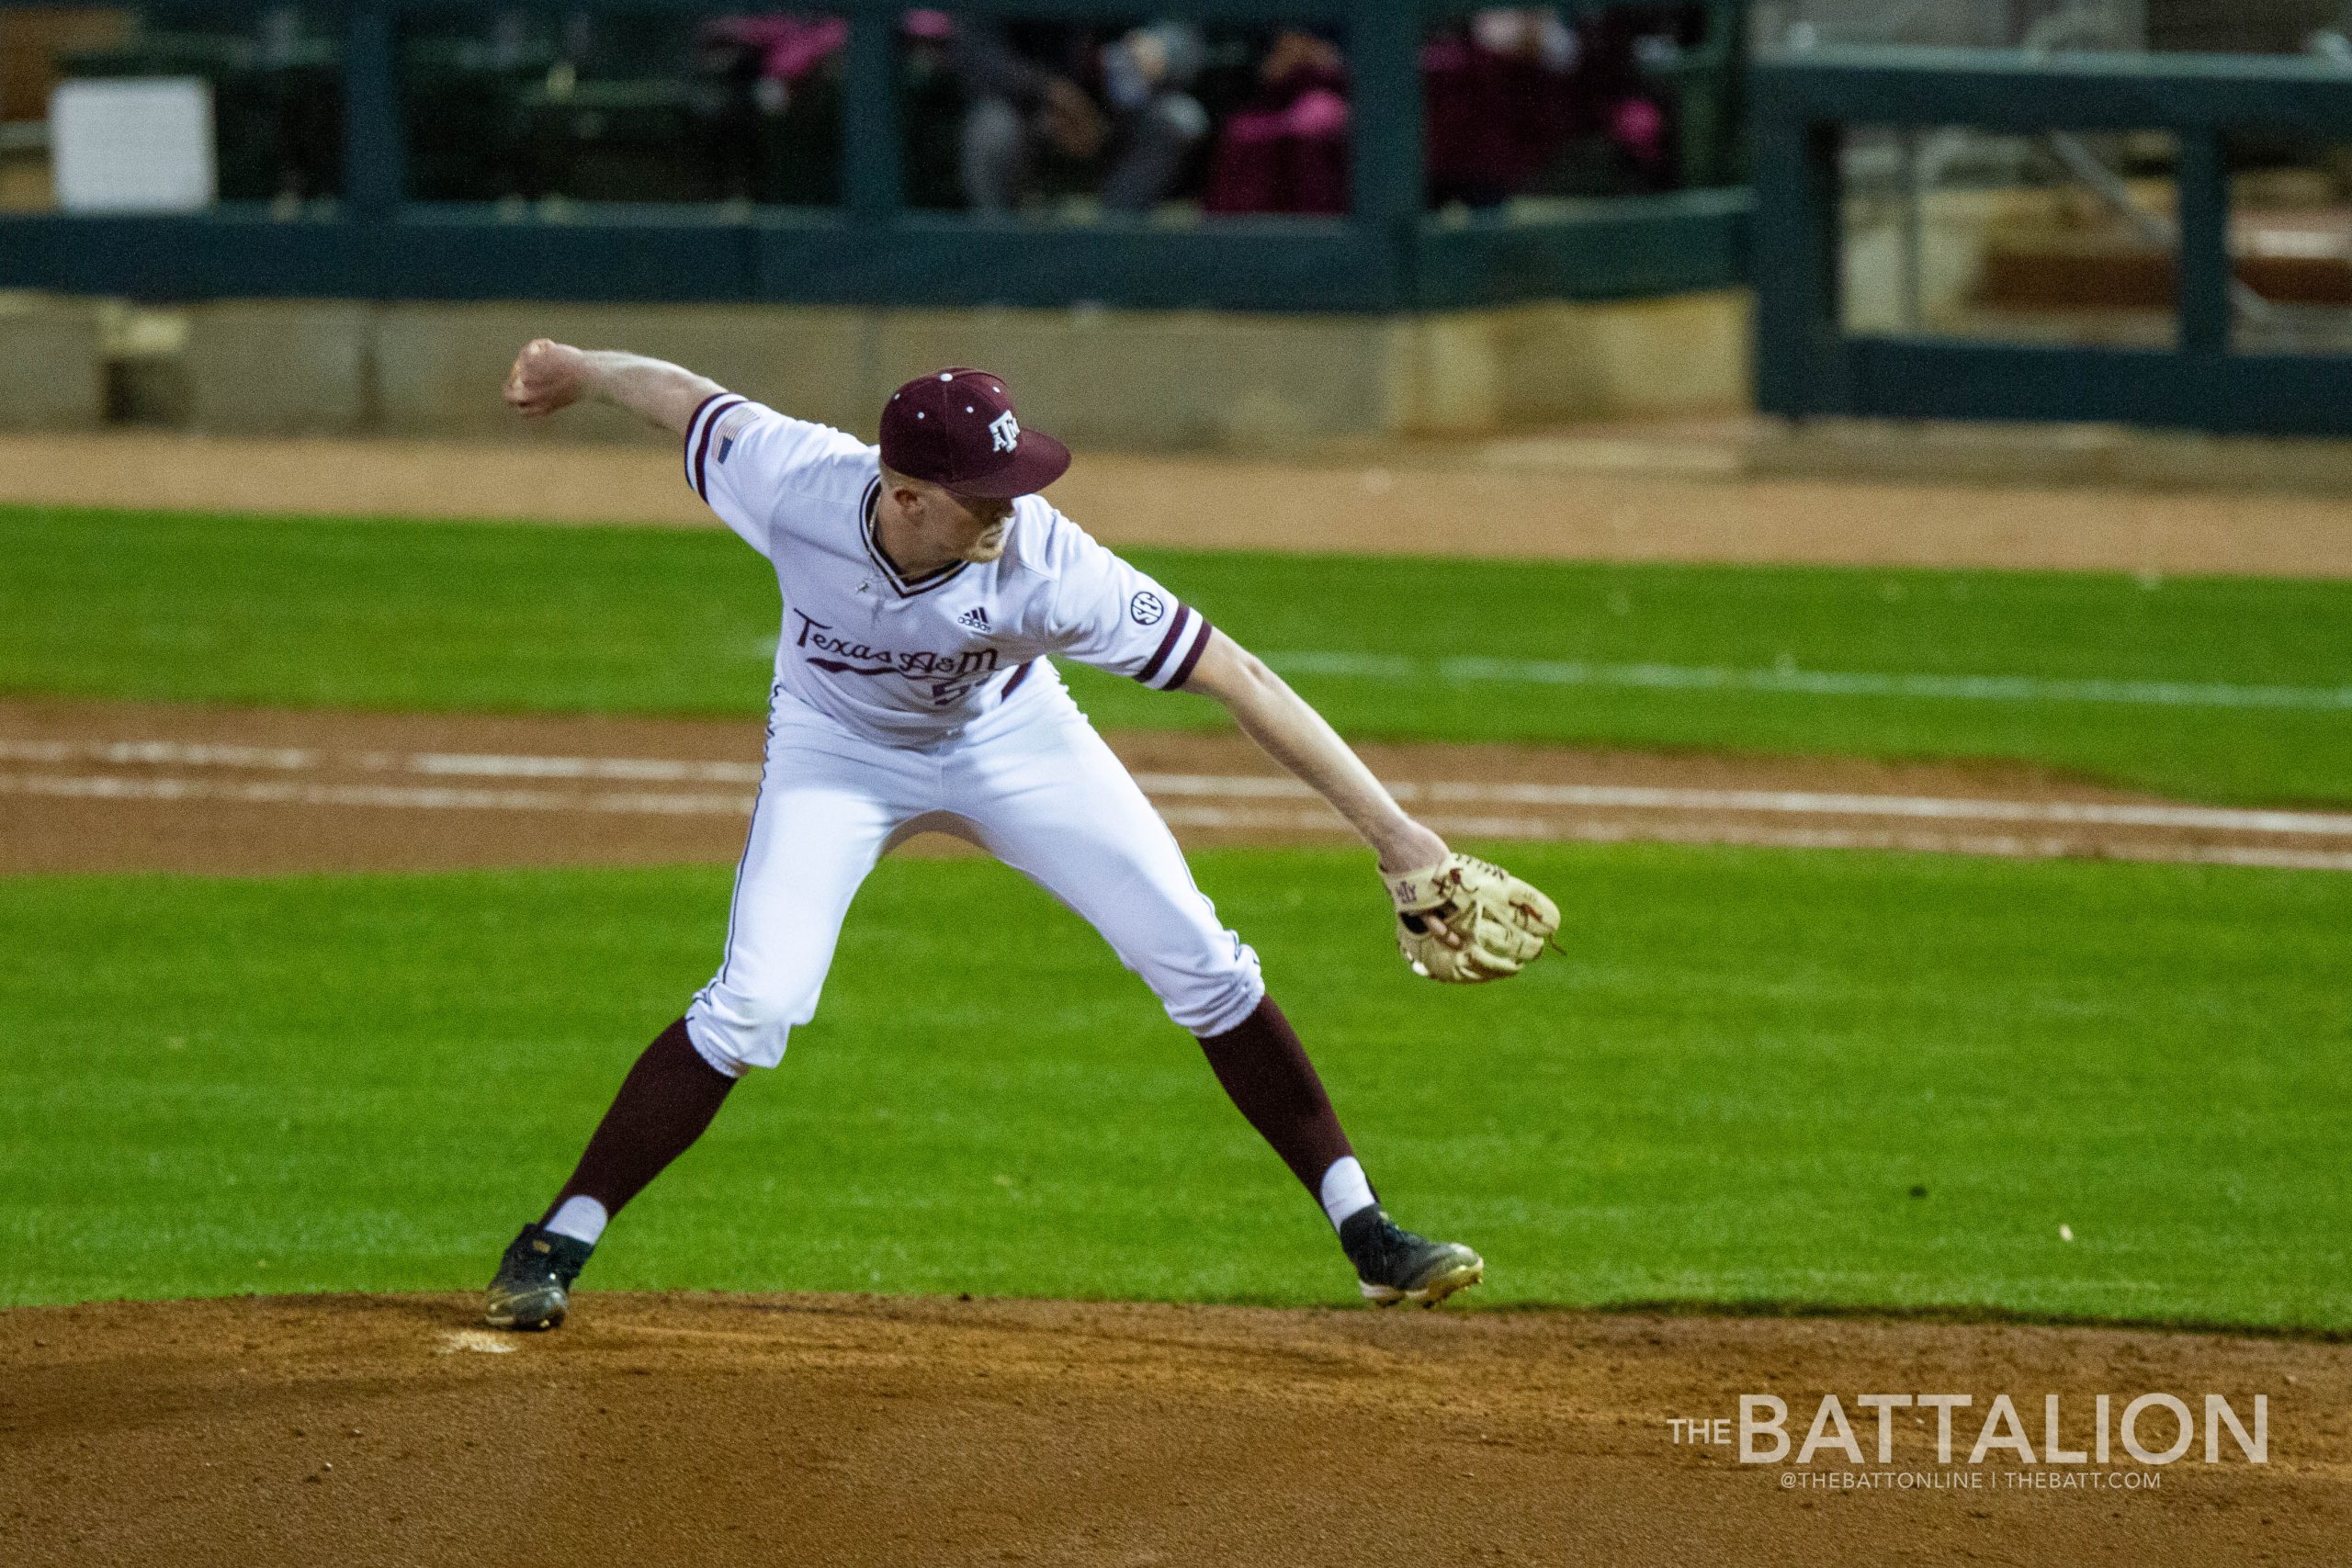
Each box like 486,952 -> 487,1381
1752,45 -> 2352,435
0,0 -> 1750,310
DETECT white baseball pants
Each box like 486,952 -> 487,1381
683,685 -> 1265,1075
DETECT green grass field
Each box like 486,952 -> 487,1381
3,847 -> 2346,1329
6,502 -> 2348,1332
6,505 -> 2352,804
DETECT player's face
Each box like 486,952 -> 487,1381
881,476 -> 1017,573
930,486 -> 1016,563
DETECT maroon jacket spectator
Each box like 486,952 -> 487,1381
1424,6 -> 1676,208
1423,9 -> 1577,209
702,13 -> 847,91
1203,30 -> 1351,216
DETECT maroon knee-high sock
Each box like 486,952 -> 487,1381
542,1017 -> 736,1226
1195,994 -> 1355,1197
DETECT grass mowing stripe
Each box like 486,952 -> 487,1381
1263,649 -> 2352,713
6,505 -> 2352,803
1,844 -> 2344,1328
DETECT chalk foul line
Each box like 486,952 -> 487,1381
6,734 -> 2352,873
1128,773 -> 2352,839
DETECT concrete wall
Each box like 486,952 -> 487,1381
0,292 -> 103,430
373,303 -> 874,444
873,309 -> 1411,450
184,300 -> 376,435
6,291 -> 1754,446
1396,293 -> 1753,434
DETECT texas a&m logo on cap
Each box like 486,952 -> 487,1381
879,368 -> 1069,499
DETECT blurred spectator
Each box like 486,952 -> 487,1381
699,13 -> 846,112
1097,23 -> 1211,212
1423,9 -> 1577,209
1568,6 -> 1675,193
1423,6 -> 1679,208
902,17 -> 1209,215
1202,29 -> 1349,216
929,19 -> 1105,213
695,14 -> 847,201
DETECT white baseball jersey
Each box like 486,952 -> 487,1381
684,394 -> 1215,746
677,392 -> 1262,1076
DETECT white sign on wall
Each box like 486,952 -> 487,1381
51,78 -> 218,212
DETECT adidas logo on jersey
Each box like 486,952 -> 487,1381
957,606 -> 991,632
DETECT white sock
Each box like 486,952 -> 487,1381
544,1195 -> 609,1247
1317,1156 -> 1377,1232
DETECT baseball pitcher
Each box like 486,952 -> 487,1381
484,342 -> 1561,1328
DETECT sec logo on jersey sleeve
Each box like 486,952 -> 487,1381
1129,591 -> 1167,626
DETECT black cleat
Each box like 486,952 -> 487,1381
1340,1206 -> 1484,1307
483,1223 -> 594,1330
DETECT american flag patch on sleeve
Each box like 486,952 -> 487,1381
713,402 -> 758,466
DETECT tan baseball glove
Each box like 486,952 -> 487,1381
1385,852 -> 1561,983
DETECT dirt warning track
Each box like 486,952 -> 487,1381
7,698 -> 2351,876
9,428 -> 2352,579
0,1292 -> 2342,1568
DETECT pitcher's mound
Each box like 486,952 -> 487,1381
0,1293 -> 2339,1566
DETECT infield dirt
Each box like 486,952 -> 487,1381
6,426 -> 2352,577
0,1293 -> 2341,1568
10,697 -> 2352,876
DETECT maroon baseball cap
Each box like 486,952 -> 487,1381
878,368 -> 1070,498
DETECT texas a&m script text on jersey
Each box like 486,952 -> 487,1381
685,393 -> 1214,743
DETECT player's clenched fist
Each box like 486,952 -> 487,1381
503,338 -> 590,418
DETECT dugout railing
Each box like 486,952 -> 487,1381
1752,45 -> 2352,436
0,0 -> 1751,311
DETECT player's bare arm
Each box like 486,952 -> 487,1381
1179,627 -> 1446,874
1182,626 -> 1560,980
503,339 -> 721,435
